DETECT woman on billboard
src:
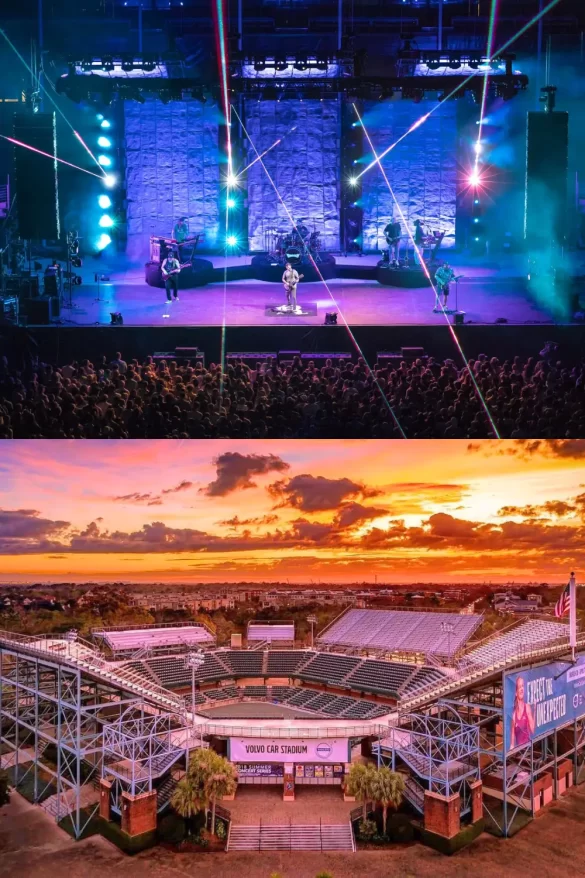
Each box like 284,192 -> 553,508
509,675 -> 536,749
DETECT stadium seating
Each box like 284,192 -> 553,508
248,623 -> 295,642
98,625 -> 214,652
298,653 -> 362,684
463,620 -> 569,669
266,651 -> 313,675
146,657 -> 193,687
400,667 -> 448,697
318,610 -> 482,656
241,685 -> 268,698
222,650 -> 264,675
345,659 -> 417,697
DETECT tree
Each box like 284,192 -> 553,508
345,762 -> 376,821
370,767 -> 405,837
183,748 -> 237,837
205,752 -> 237,835
170,774 -> 206,834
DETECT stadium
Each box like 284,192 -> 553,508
1,605 -> 584,854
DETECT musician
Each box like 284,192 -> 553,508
413,219 -> 425,264
282,262 -> 300,310
172,217 -> 189,263
161,249 -> 181,302
434,261 -> 456,311
383,220 -> 401,265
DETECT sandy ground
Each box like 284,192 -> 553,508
1,786 -> 585,878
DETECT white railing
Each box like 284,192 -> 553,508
198,721 -> 391,739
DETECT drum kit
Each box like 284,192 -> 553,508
265,217 -> 333,264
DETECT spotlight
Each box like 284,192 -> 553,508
102,56 -> 115,72
473,142 -> 482,154
473,217 -> 479,223
295,58 -> 308,72
253,58 -> 266,72
103,173 -> 117,188
98,194 -> 112,209
142,57 -> 156,72
275,58 -> 288,72
349,176 -> 358,186
81,58 -> 93,71
226,198 -> 236,209
226,172 -> 239,187
474,197 -> 480,205
226,235 -> 238,247
97,135 -> 111,148
100,119 -> 111,129
96,113 -> 104,121
468,171 -> 481,187
110,311 -> 124,325
316,57 -> 328,71
99,215 -> 114,228
121,56 -> 135,72
448,55 -> 462,69
98,154 -> 112,167
324,312 -> 338,325
96,233 -> 112,250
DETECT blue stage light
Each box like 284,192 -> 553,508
349,176 -> 358,186
96,233 -> 112,250
99,214 -> 114,228
98,154 -> 112,167
100,119 -> 111,129
96,113 -> 104,121
103,174 -> 117,188
98,194 -> 112,209
474,198 -> 480,205
226,198 -> 236,209
227,235 -> 238,247
473,217 -> 479,223
98,136 -> 111,148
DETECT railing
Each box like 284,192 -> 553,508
199,721 -> 390,739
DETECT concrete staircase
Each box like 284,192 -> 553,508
227,822 -> 355,852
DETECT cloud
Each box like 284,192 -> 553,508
497,501 -> 577,519
202,453 -> 290,497
0,508 -> 69,539
217,514 -> 280,529
268,474 -> 381,512
113,492 -> 160,505
161,480 -> 193,495
333,502 -> 389,530
468,440 -> 585,460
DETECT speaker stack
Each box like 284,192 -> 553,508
13,112 -> 60,241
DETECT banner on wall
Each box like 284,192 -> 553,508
236,763 -> 284,777
503,656 -> 585,753
230,737 -> 349,763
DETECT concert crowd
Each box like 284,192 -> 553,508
0,349 -> 583,439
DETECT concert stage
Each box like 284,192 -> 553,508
49,254 -> 574,330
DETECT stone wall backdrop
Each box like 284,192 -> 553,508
360,98 -> 457,252
244,99 -> 340,252
124,97 -> 221,262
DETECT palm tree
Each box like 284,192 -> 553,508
370,766 -> 405,837
170,774 -> 206,834
205,752 -> 238,835
345,762 -> 376,821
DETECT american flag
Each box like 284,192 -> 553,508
554,582 -> 571,618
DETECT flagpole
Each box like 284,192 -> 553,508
569,571 -> 576,661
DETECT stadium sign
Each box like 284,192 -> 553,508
229,737 -> 349,763
504,656 -> 585,753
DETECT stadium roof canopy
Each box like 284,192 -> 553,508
317,609 -> 482,657
247,622 -> 295,642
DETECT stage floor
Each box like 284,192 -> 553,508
54,255 -> 561,328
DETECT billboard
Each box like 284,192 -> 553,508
504,656 -> 585,753
236,763 -> 284,777
229,737 -> 349,764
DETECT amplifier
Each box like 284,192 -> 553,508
300,352 -> 352,364
226,352 -> 277,368
21,296 -> 59,324
376,352 -> 403,367
152,350 -> 205,366
401,347 -> 426,360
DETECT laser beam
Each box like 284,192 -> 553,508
356,0 -> 562,181
475,0 -> 500,170
1,135 -> 106,180
230,103 -> 408,439
352,104 -> 500,439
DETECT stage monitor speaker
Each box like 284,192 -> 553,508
525,110 -> 568,249
300,352 -> 352,365
226,352 -> 277,368
21,296 -> 60,324
13,112 -> 60,240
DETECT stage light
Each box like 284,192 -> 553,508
102,56 -> 115,72
275,58 -> 288,72
473,142 -> 482,154
103,173 -> 117,188
226,198 -> 236,208
474,236 -> 480,241
71,256 -> 82,268
226,172 -> 238,187
98,154 -> 112,167
349,176 -> 358,186
226,235 -> 238,247
468,170 -> 481,187
253,58 -> 266,72
474,197 -> 480,205
97,136 -> 111,148
96,113 -> 104,121
96,233 -> 112,250
473,217 -> 479,223
98,194 -> 112,209
99,214 -> 114,228
100,119 -> 111,129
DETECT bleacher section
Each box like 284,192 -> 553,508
222,650 -> 264,676
318,610 -> 482,657
270,687 -> 388,720
401,667 -> 448,697
298,653 -> 362,684
96,625 -> 214,652
463,620 -> 569,669
266,650 -> 313,676
248,622 -> 295,642
345,659 -> 417,697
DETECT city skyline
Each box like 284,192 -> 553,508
1,439 -> 584,584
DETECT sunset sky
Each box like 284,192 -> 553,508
1,439 -> 584,584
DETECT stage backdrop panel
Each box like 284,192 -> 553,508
360,98 -> 457,252
124,98 -> 221,261
245,99 -> 340,252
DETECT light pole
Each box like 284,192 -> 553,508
441,621 -> 454,661
307,615 -> 317,649
185,649 -> 205,741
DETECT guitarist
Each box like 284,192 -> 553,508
282,262 -> 304,311
434,262 -> 461,312
161,249 -> 181,302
